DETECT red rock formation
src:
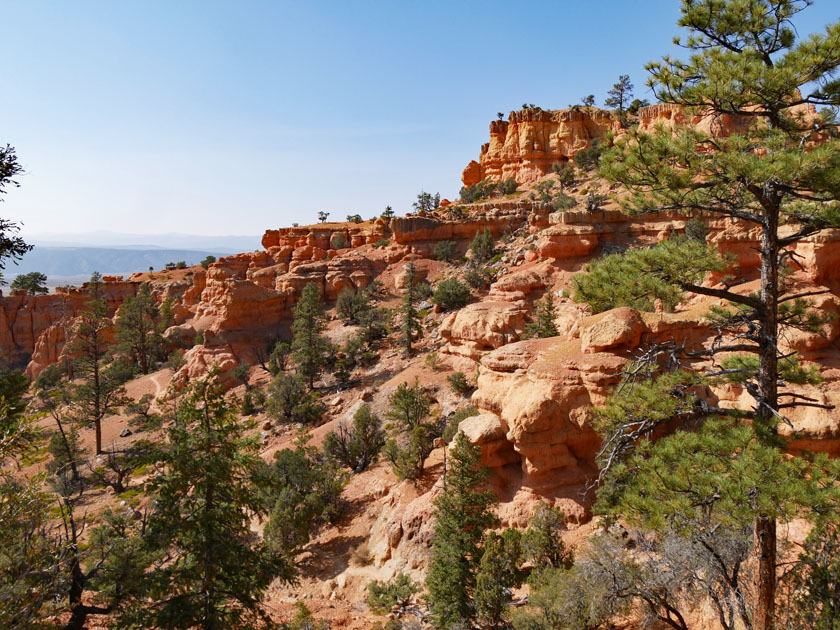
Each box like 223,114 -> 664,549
462,107 -> 619,186
2,281 -> 137,372
464,101 -> 820,188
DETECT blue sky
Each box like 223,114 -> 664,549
3,1 -> 838,237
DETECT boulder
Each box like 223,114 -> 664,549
580,307 -> 646,354
439,302 -> 526,361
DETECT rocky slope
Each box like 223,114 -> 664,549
8,127 -> 840,626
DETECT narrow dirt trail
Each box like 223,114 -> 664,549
151,372 -> 167,398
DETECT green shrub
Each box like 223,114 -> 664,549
475,529 -> 524,629
497,177 -> 518,195
268,340 -> 292,375
323,404 -> 385,473
266,373 -> 324,424
232,362 -> 250,388
336,287 -> 368,324
447,371 -> 473,396
470,229 -> 495,264
447,205 -> 466,220
522,503 -> 573,568
366,573 -> 419,613
526,292 -> 559,338
200,255 -> 216,269
332,233 -> 350,249
383,380 -> 437,480
552,163 -> 576,189
374,238 -> 390,248
240,391 -> 255,416
415,280 -> 433,301
585,193 -> 605,212
262,441 -> 347,562
434,240 -> 457,262
442,405 -> 479,443
551,193 -> 577,211
126,394 -> 164,430
465,267 -> 494,290
460,178 -> 497,203
285,602 -> 329,630
425,351 -> 442,372
534,180 -> 555,203
346,214 -> 363,223
432,278 -> 470,312
573,142 -> 603,170
175,261 -> 187,269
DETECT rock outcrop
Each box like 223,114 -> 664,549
440,302 -> 527,361
462,107 -> 619,186
1,280 -> 138,373
469,337 -> 625,524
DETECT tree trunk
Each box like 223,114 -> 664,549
754,203 -> 781,630
754,516 -> 776,630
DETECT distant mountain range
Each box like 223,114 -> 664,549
21,231 -> 262,253
4,232 -> 262,287
7,246 -> 227,284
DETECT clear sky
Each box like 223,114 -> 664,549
3,0 -> 838,238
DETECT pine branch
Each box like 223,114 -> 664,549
679,282 -> 763,309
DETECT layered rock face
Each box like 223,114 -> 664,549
462,107 -> 619,186
463,101 -> 821,188
15,214 -> 539,388
0,280 -> 138,372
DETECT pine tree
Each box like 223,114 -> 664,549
116,375 -> 291,629
291,282 -> 329,390
0,407 -> 63,629
116,283 -> 164,374
604,74 -> 634,122
0,144 -> 34,269
322,403 -> 385,473
70,272 -> 129,454
383,379 -> 435,479
426,432 -> 499,629
10,271 -> 48,295
400,263 -> 423,355
474,529 -> 523,629
586,4 -> 840,628
522,503 -> 572,569
526,291 -> 559,338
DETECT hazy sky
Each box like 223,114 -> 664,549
3,1 -> 838,237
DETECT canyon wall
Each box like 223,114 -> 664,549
0,280 -> 138,370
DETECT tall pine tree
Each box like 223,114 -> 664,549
426,432 -> 499,629
115,283 -> 165,374
70,272 -> 129,454
116,375 -> 291,629
291,282 -> 329,390
589,3 -> 840,628
400,263 -> 423,355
